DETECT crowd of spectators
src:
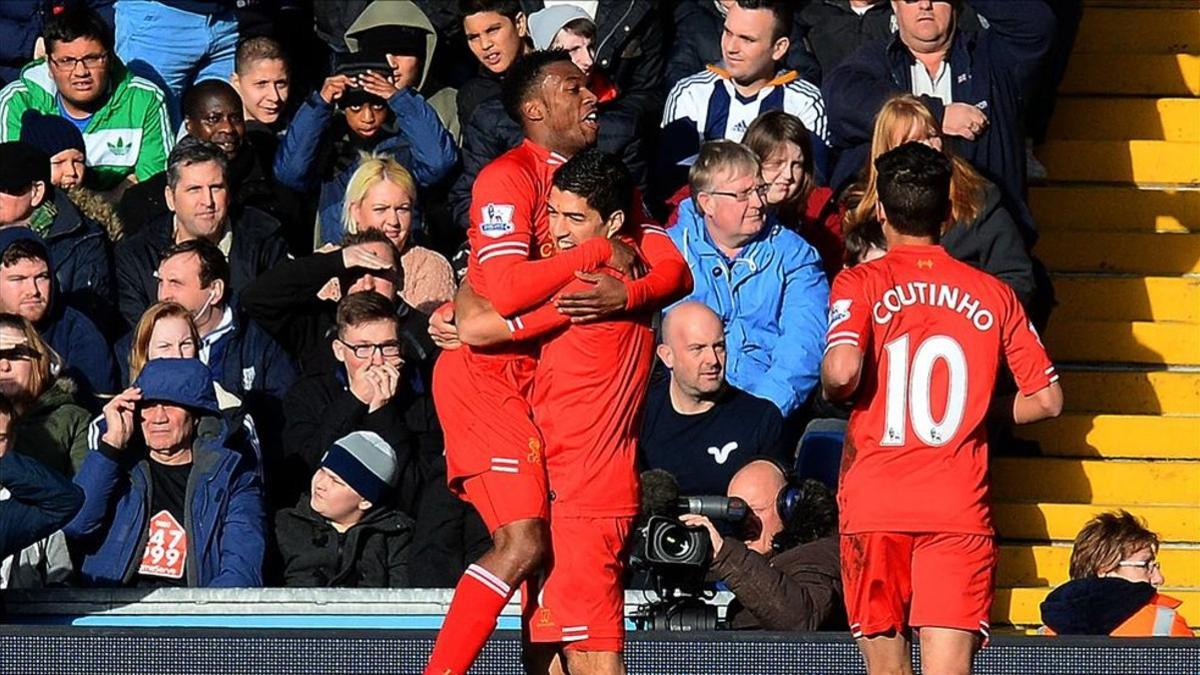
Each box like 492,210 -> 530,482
0,0 -> 1187,645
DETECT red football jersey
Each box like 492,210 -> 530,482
467,139 -> 614,323
827,245 -> 1056,535
530,276 -> 655,518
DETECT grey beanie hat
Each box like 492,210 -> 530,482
528,4 -> 593,50
320,431 -> 398,504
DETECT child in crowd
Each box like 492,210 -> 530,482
273,49 -> 457,247
274,431 -> 413,588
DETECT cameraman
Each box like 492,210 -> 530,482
680,459 -> 845,631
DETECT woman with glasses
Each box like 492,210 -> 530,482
0,313 -> 91,477
342,156 -> 454,316
1040,509 -> 1194,637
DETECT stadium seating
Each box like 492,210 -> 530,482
999,0 -> 1200,632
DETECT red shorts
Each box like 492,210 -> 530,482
841,532 -> 996,639
433,348 -> 546,530
523,515 -> 633,652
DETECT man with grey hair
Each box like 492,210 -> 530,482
114,137 -> 289,328
667,139 -> 828,419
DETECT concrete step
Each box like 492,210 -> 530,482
1015,413 -> 1200,459
994,503 -> 1200,542
1047,98 -> 1200,142
1038,140 -> 1200,184
1059,369 -> 1200,415
991,458 -> 1200,505
1044,319 -> 1200,365
1061,53 -> 1200,95
1030,186 -> 1198,233
998,544 -> 1200,587
1037,231 -> 1200,274
994,587 -> 1199,628
1052,276 -> 1200,323
1073,8 -> 1200,54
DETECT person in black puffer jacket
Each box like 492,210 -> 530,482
274,430 -> 413,588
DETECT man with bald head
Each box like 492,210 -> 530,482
678,457 -> 846,632
639,301 -> 786,495
118,79 -> 300,239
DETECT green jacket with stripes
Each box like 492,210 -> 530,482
0,57 -> 172,190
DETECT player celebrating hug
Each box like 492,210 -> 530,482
821,143 -> 1063,675
425,52 -> 691,675
453,149 -> 659,674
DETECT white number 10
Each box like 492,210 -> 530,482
881,334 -> 968,447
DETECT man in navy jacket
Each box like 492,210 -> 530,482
823,0 -> 1055,243
0,227 -> 116,402
64,358 -> 265,587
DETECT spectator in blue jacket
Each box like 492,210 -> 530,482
64,357 -> 266,588
822,0 -> 1056,243
0,227 -> 116,402
668,140 -> 828,417
0,393 -> 83,561
0,138 -> 113,326
273,54 -> 458,248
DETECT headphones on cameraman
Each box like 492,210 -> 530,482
757,457 -> 803,523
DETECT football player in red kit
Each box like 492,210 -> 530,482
821,143 -> 1063,675
454,149 -> 657,674
425,52 -> 691,675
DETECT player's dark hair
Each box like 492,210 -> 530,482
735,0 -> 795,43
336,291 -> 398,336
874,142 -> 952,239
159,239 -> 231,293
43,5 -> 114,54
501,49 -> 573,123
771,478 -> 838,552
552,149 -> 632,224
182,79 -> 242,122
459,0 -> 523,22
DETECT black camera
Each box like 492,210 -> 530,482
630,471 -> 748,631
634,496 -> 747,569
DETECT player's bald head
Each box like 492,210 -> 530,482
662,301 -> 724,348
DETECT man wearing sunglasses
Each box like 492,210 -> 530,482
668,139 -> 828,419
0,5 -> 172,198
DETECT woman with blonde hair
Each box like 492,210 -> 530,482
842,94 -> 1038,311
342,155 -> 455,315
0,314 -> 91,475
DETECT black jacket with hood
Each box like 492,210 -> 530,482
113,206 -> 290,329
274,495 -> 413,588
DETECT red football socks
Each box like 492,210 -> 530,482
424,564 -> 514,674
